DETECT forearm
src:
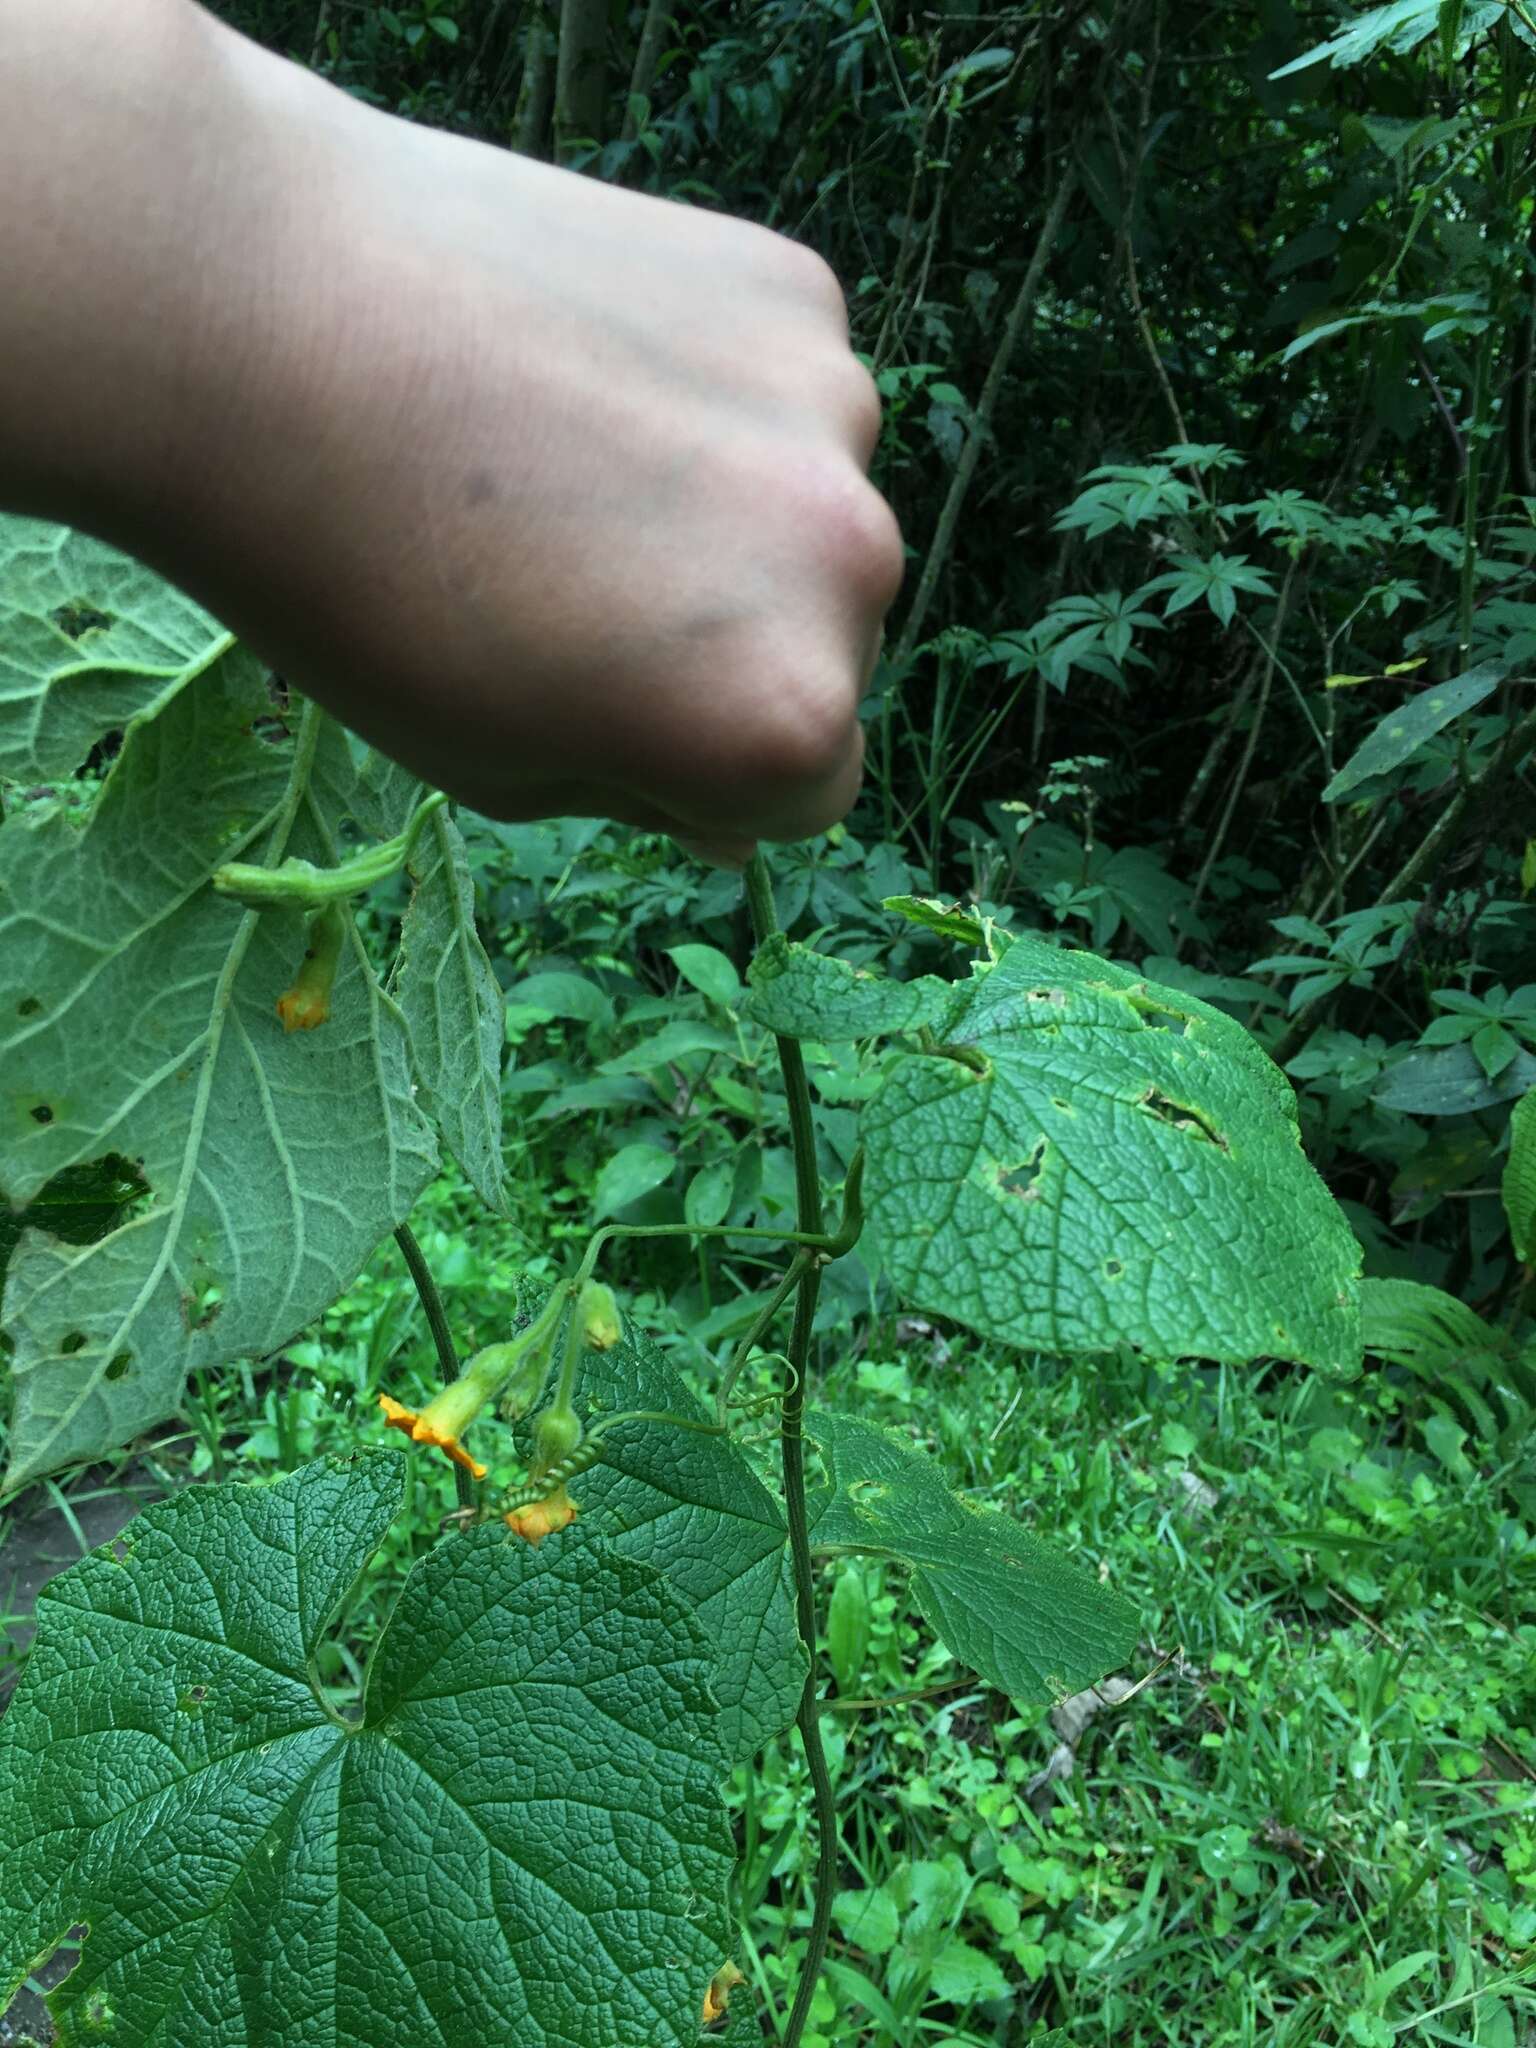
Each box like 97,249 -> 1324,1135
0,0 -> 320,545
0,3 -> 898,848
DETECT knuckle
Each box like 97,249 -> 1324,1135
778,236 -> 849,323
800,459 -> 906,610
844,356 -> 884,456
734,654 -> 858,791
850,482 -> 907,611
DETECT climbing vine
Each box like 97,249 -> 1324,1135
0,516 -> 1361,2046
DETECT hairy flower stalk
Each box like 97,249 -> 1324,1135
214,790 -> 449,909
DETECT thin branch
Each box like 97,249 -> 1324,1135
1413,339 -> 1468,473
744,855 -> 836,2048
888,161 -> 1077,677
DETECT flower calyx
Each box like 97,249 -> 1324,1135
530,1402 -> 584,1480
577,1279 -> 622,1351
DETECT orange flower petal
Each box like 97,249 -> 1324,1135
411,1417 -> 489,1481
702,1962 -> 745,2025
503,1484 -> 578,1547
378,1394 -> 418,1434
377,1393 -> 488,1481
276,987 -> 330,1032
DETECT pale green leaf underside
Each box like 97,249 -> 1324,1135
747,933 -> 957,1039
0,1452 -> 733,2048
1502,1087 -> 1536,1265
806,1408 -> 1139,1705
393,806 -> 507,1212
0,516 -> 230,783
1322,659 -> 1505,801
752,934 -> 1360,1371
302,731 -> 507,1214
533,1297 -> 805,1764
0,670 -> 438,1493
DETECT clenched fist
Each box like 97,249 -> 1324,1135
2,0 -> 904,864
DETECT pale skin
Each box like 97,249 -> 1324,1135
1,0 -> 905,866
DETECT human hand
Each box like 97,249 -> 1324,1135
16,7 -> 903,866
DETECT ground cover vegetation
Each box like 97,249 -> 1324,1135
2,1 -> 1536,2044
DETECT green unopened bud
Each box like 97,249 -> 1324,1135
531,1404 -> 584,1478
578,1281 -> 622,1351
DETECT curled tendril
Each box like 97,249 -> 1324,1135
498,1436 -> 608,1517
726,1361 -> 798,1419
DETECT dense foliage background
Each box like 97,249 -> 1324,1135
5,3 -> 1536,2044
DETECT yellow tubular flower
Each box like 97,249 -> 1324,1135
377,1329 -> 561,1485
377,1391 -> 489,1481
578,1280 -> 622,1351
702,1962 -> 745,2026
275,904 -> 346,1034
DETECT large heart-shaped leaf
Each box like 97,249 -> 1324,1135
0,516 -> 229,782
0,664 -> 439,1493
806,1408 -> 1138,1703
531,1290 -> 1135,1731
0,1452 -> 733,2047
748,931 -> 1360,1372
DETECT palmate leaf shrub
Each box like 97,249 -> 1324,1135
0,514 -> 1361,2046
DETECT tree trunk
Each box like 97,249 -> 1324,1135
555,0 -> 607,163
621,0 -> 670,143
513,4 -> 555,158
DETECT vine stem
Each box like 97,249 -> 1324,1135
743,854 -> 838,2048
393,1221 -> 473,1513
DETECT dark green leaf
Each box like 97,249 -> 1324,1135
807,1408 -> 1139,1704
506,970 -> 616,1027
593,1142 -> 675,1217
746,933 -> 957,1040
1322,661 -> 1506,801
573,1318 -> 805,1762
1374,1044 -> 1536,1116
883,895 -> 989,947
0,1452 -> 733,2047
667,944 -> 742,1008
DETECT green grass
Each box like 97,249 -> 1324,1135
740,1339 -> 1536,2047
